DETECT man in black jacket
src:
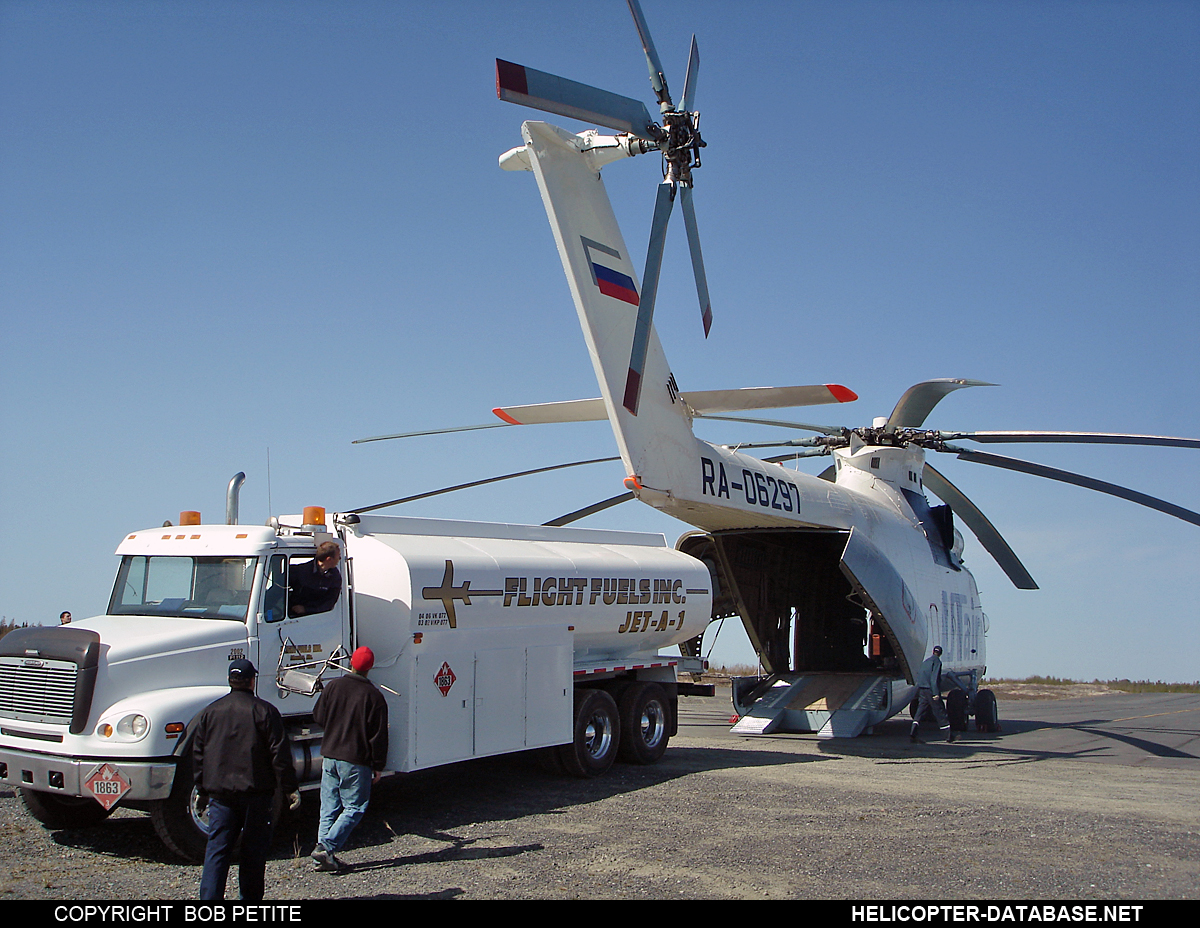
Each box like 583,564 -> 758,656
310,646 -> 389,872
288,542 -> 342,617
193,659 -> 299,900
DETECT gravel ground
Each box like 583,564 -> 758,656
2,694 -> 1197,901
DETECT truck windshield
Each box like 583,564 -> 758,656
108,555 -> 259,621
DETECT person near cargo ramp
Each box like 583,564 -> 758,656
910,645 -> 956,744
310,646 -> 389,872
193,659 -> 300,900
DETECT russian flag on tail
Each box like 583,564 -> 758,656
592,262 -> 640,305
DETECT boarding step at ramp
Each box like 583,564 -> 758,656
731,673 -> 893,739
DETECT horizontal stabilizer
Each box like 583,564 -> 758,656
682,383 -> 856,413
493,383 -> 857,426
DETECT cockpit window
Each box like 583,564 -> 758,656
108,556 -> 259,621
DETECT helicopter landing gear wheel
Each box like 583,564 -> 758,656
975,689 -> 1000,732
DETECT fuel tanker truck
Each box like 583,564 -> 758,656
0,497 -> 714,861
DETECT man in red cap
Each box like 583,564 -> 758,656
310,646 -> 389,872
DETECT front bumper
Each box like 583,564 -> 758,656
0,744 -> 176,801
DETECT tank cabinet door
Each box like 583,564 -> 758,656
414,650 -> 475,767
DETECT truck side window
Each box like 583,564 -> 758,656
263,555 -> 289,623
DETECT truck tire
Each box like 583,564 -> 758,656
557,688 -> 620,778
946,689 -> 968,731
975,689 -> 1000,733
150,757 -> 211,863
19,789 -> 113,830
617,682 -> 670,765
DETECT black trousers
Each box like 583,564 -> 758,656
199,792 -> 274,901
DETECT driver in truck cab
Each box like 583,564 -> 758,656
287,541 -> 342,617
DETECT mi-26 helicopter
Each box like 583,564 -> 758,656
359,0 -> 1200,737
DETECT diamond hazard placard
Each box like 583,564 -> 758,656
84,762 -> 131,810
434,661 -> 456,696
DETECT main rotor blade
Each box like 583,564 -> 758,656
694,413 -> 846,436
349,456 -> 620,515
940,430 -> 1200,450
627,0 -> 672,110
720,437 -> 825,450
496,59 -> 657,140
544,491 -> 635,527
885,379 -> 996,431
760,449 -> 831,463
679,185 -> 712,336
950,448 -> 1200,527
680,35 -> 700,113
623,181 -> 676,414
922,463 -> 1039,590
353,422 -> 511,444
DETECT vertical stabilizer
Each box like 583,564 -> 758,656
520,121 -> 697,496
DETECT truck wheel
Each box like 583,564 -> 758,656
150,758 -> 211,863
617,682 -> 670,765
975,689 -> 999,733
946,689 -> 968,731
19,790 -> 112,830
557,688 -> 620,778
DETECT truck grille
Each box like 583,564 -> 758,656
0,658 -> 78,726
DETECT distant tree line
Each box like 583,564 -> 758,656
0,617 -> 32,641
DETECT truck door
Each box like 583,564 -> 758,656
258,551 -> 348,713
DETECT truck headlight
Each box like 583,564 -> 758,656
117,714 -> 149,738
97,713 -> 150,741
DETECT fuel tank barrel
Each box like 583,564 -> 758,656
343,515 -> 713,665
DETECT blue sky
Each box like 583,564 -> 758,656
2,0 -> 1197,682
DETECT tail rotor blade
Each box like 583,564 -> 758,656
679,185 -> 712,336
681,35 -> 700,112
495,59 -> 657,140
626,0 -> 672,109
623,181 -> 676,414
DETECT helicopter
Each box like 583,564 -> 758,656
358,0 -> 1200,737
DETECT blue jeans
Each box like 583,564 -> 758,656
317,758 -> 372,853
199,792 -> 274,901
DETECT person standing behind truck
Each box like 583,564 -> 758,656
287,541 -> 342,617
193,659 -> 300,900
59,611 -> 71,624
310,646 -> 389,872
910,645 -> 956,744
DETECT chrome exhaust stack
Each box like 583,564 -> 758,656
226,472 -> 246,525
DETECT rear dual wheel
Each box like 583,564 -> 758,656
617,682 -> 670,765
558,689 -> 621,777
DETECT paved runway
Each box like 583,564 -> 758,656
679,689 -> 1200,769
